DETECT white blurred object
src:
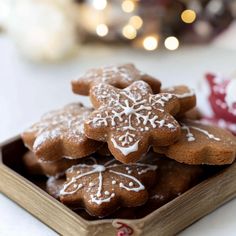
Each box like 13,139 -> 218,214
0,0 -> 79,62
212,21 -> 236,50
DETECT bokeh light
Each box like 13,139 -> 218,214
122,0 -> 135,13
181,9 -> 196,23
96,24 -> 109,37
92,0 -> 107,10
122,25 -> 137,39
129,15 -> 143,29
164,36 -> 179,50
143,36 -> 158,51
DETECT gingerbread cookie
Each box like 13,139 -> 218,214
46,176 -> 137,219
47,175 -> 137,219
161,85 -> 196,114
84,81 -> 181,163
71,63 -> 161,95
46,177 -> 66,199
154,120 -> 236,165
137,153 -> 204,217
182,108 -> 202,120
22,151 -> 80,177
21,103 -> 101,161
59,156 -> 157,217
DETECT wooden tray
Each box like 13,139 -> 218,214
1,136 -> 236,236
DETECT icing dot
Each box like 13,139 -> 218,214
78,184 -> 83,188
73,184 -> 77,188
111,193 -> 115,197
129,182 -> 134,187
128,170 -> 132,174
89,182 -> 94,187
105,191 -> 110,195
112,180 -> 117,185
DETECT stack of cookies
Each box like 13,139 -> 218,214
21,63 -> 236,219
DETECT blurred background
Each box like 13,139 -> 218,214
1,1 -> 236,235
0,0 -> 236,61
1,0 -> 236,141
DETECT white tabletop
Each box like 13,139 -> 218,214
0,35 -> 236,236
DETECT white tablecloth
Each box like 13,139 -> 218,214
0,35 -> 236,236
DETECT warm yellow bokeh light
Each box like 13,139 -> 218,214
143,36 -> 158,51
122,25 -> 137,39
122,0 -> 135,13
164,36 -> 179,50
92,0 -> 107,10
181,9 -> 196,24
96,24 -> 109,37
129,15 -> 143,29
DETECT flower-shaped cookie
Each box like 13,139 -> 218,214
22,103 -> 101,161
84,81 -> 181,163
71,63 -> 161,95
161,85 -> 196,114
60,156 -> 157,217
154,120 -> 236,165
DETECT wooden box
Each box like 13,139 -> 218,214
1,136 -> 236,236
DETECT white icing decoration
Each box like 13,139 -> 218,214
80,64 -> 148,88
90,81 -> 177,156
111,138 -> 139,156
111,170 -> 144,192
60,158 -> 157,205
164,87 -> 195,98
181,124 -> 195,142
129,182 -> 134,187
181,123 -> 220,142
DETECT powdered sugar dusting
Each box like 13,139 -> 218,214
25,103 -> 93,152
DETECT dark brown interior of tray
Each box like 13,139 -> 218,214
1,138 -> 224,221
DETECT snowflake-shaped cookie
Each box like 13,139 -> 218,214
71,63 -> 161,95
59,156 -> 157,217
22,103 -> 101,161
154,120 -> 236,165
84,81 -> 181,163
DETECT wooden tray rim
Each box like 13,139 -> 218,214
1,135 -> 236,235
